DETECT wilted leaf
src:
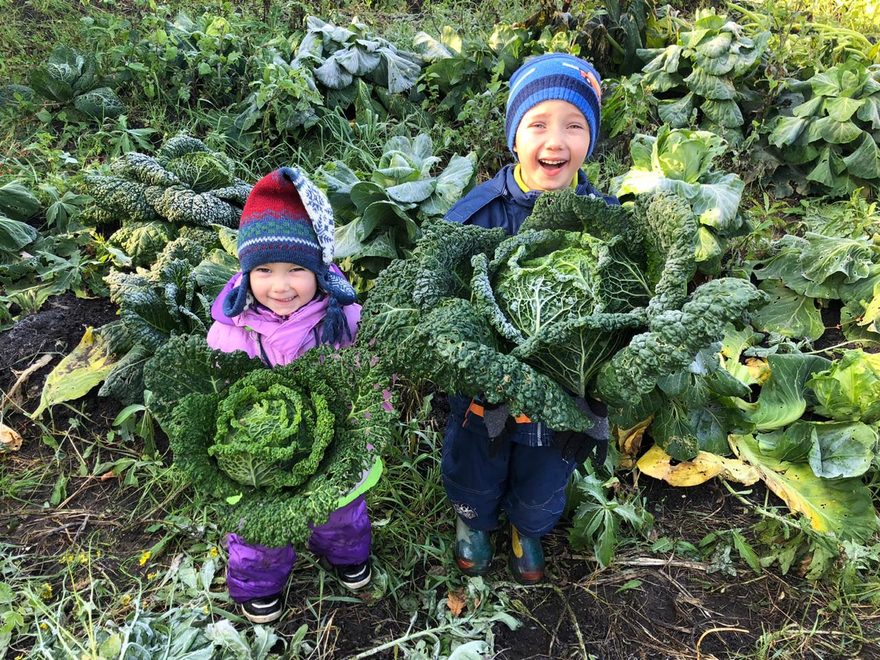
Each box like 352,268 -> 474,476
446,589 -> 466,616
0,423 -> 23,452
615,416 -> 653,467
745,358 -> 771,385
31,327 -> 118,418
730,433 -> 878,541
637,444 -> 760,486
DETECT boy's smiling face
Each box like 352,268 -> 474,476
250,262 -> 318,316
513,99 -> 591,192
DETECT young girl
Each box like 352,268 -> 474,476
443,53 -> 616,584
207,167 -> 372,624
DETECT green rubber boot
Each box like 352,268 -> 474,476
509,526 -> 544,584
454,516 -> 493,576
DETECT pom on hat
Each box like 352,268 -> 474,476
505,53 -> 603,158
223,167 -> 356,344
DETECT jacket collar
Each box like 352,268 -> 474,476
503,164 -> 593,207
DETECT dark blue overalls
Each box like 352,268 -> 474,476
442,165 -> 618,537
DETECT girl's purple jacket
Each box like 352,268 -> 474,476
207,271 -> 371,602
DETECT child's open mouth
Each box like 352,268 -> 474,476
538,158 -> 568,174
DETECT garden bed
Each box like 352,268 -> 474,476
2,299 -> 876,658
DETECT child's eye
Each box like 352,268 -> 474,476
254,267 -> 271,274
529,121 -> 546,129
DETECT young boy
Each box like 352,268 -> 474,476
208,168 -> 375,623
443,53 -> 616,584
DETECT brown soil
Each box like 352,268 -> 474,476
0,292 -> 119,394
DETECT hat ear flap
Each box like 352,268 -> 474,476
318,268 -> 357,306
223,272 -> 252,317
321,296 -> 349,345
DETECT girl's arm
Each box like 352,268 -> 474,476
206,321 -> 259,360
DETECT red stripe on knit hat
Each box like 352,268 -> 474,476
239,170 -> 309,228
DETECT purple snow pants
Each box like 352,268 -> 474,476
226,495 -> 371,602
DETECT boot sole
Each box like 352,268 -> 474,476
242,608 -> 283,624
339,570 -> 372,591
508,556 -> 544,585
456,556 -> 492,577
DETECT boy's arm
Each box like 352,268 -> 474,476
444,168 -> 509,228
579,174 -> 620,207
552,396 -> 610,466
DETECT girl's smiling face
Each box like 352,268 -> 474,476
249,262 -> 318,316
513,99 -> 591,191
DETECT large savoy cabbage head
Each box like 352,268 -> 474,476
360,189 -> 764,436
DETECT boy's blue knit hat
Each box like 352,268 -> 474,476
505,53 -> 603,158
223,167 -> 356,344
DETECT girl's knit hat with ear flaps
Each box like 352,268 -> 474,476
505,53 -> 603,158
223,167 -> 357,344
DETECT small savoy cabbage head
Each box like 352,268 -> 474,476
161,341 -> 395,546
211,378 -> 335,491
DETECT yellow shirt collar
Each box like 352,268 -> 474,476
513,164 -> 579,192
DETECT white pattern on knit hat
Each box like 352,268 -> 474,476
281,167 -> 336,265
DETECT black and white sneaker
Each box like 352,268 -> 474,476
336,560 -> 371,590
241,594 -> 283,624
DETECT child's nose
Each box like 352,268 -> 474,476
546,126 -> 565,147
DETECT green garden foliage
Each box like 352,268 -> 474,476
26,45 -> 123,121
767,62 -> 880,196
84,134 -> 250,266
104,10 -> 260,107
567,468 -> 654,567
0,83 -> 36,111
638,9 -> 769,143
807,350 -> 880,423
229,44 -> 324,140
413,24 -> 528,120
231,16 -> 422,145
748,222 -> 880,344
0,181 -> 40,220
99,226 -> 236,404
0,229 -> 109,328
612,126 -> 748,272
319,134 -> 475,283
299,16 -> 422,96
0,216 -> 38,264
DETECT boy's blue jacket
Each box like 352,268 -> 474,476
444,164 -> 618,446
445,164 -> 618,233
